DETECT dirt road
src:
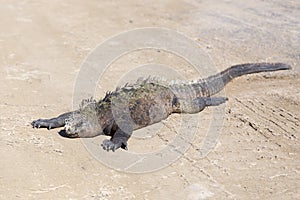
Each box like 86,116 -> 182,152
0,0 -> 299,199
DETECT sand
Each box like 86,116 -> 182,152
0,0 -> 299,199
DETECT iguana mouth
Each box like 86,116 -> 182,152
64,127 -> 79,138
64,124 -> 80,138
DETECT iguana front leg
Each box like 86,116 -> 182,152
101,128 -> 131,152
31,111 -> 75,129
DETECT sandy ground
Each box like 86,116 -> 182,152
0,0 -> 299,199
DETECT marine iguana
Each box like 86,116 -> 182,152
31,63 -> 291,151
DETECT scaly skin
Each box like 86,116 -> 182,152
32,63 -> 291,151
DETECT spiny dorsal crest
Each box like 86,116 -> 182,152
79,97 -> 96,110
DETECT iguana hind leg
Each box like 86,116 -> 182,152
175,97 -> 228,114
201,97 -> 228,106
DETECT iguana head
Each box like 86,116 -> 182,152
64,100 -> 102,138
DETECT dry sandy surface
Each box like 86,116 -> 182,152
0,0 -> 299,199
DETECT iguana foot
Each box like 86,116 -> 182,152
101,138 -> 128,152
203,97 -> 228,106
31,112 -> 73,129
31,119 -> 57,130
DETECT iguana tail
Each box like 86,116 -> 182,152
202,63 -> 291,96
